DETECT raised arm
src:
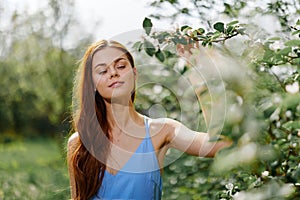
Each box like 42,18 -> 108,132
166,119 -> 232,157
67,132 -> 79,199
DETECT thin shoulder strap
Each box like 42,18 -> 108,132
144,116 -> 151,138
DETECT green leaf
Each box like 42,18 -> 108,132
180,25 -> 191,32
206,32 -> 214,36
143,17 -> 153,35
226,25 -> 235,34
180,65 -> 188,75
155,49 -> 165,62
282,94 -> 300,109
285,39 -> 300,47
132,41 -> 143,52
292,30 -> 300,35
202,40 -> 209,47
211,32 -> 221,39
181,8 -> 189,14
196,28 -> 205,35
154,31 -> 170,44
143,40 -> 156,56
263,49 -> 275,61
278,47 -> 292,56
282,121 -> 300,131
268,37 -> 281,41
292,58 -> 300,65
162,50 -> 176,60
196,35 -> 207,40
296,19 -> 300,26
213,22 -> 225,33
173,36 -> 188,45
227,20 -> 239,26
192,30 -> 199,37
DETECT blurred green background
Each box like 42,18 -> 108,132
0,0 -> 299,199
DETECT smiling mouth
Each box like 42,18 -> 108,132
109,81 -> 125,88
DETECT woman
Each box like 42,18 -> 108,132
67,40 -> 232,200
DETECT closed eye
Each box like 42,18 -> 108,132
99,70 -> 107,74
116,65 -> 125,69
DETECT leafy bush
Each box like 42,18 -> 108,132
133,1 -> 300,199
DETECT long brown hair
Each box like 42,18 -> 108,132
71,40 -> 135,199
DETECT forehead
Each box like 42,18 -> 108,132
92,47 -> 127,66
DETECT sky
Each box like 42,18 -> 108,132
74,0 -> 154,39
2,0 -> 283,48
3,0 -> 165,41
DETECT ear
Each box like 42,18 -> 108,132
133,67 -> 137,80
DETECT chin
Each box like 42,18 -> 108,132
101,86 -> 134,103
108,93 -> 132,104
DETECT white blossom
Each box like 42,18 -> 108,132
269,40 -> 285,51
286,82 -> 299,94
261,171 -> 269,177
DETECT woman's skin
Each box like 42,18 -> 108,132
68,46 -> 232,197
70,46 -> 231,172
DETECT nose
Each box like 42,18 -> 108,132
109,66 -> 119,78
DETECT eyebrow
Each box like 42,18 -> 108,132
94,57 -> 127,69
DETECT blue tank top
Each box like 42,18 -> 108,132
91,117 -> 162,200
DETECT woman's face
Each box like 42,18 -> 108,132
92,47 -> 136,102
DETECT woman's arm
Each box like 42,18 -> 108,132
166,119 -> 232,157
67,132 -> 79,199
173,44 -> 232,156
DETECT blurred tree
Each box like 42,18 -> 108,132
0,0 -> 93,138
133,0 -> 300,199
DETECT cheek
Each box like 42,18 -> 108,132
123,69 -> 135,81
93,74 -> 106,90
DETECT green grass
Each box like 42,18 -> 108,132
0,138 -> 70,200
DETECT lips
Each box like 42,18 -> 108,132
108,81 -> 124,88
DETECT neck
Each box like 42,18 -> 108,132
105,100 -> 142,131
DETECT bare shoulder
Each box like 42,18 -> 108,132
67,132 -> 80,153
148,117 -> 182,141
150,117 -> 182,128
149,117 -> 171,130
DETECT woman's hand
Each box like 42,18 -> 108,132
176,41 -> 200,66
